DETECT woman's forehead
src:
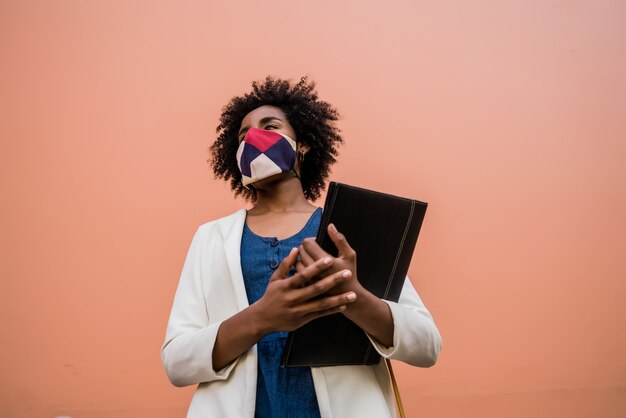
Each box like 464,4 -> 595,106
240,105 -> 286,127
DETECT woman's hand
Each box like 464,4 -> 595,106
249,247 -> 357,334
296,223 -> 365,298
295,223 -> 395,348
213,245 -> 358,371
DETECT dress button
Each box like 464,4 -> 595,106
270,260 -> 279,269
270,238 -> 279,247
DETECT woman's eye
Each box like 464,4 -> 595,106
264,124 -> 278,130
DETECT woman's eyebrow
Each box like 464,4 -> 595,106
238,116 -> 284,138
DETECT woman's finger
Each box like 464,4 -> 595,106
302,304 -> 347,323
297,291 -> 356,315
293,268 -> 352,302
288,256 -> 333,288
298,242 -> 316,266
270,247 -> 299,282
327,223 -> 356,259
301,237 -> 328,261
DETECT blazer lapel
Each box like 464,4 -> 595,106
217,208 -> 249,311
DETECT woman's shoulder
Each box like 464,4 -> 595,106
195,208 -> 247,235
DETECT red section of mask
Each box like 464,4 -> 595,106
243,128 -> 283,152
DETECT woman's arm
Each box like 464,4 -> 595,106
161,227 -> 358,387
297,225 -> 394,347
212,248 -> 358,370
161,226 -> 224,387
371,276 -> 442,367
297,224 -> 442,366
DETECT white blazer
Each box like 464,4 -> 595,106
161,208 -> 442,418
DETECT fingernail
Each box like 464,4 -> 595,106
329,223 -> 337,232
342,270 -> 351,278
346,292 -> 356,301
323,257 -> 332,265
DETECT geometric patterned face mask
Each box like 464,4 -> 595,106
236,127 -> 298,188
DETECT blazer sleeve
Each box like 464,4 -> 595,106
366,276 -> 442,367
160,226 -> 239,387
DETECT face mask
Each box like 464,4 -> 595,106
236,127 -> 299,187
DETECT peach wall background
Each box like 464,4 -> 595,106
1,1 -> 624,417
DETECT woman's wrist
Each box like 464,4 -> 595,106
342,285 -> 394,348
343,283 -> 373,316
212,305 -> 268,371
246,301 -> 273,338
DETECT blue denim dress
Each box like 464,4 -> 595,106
240,207 -> 323,418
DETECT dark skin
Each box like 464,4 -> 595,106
237,105 -> 314,238
212,105 -> 394,371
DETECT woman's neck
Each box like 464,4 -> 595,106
249,177 -> 315,214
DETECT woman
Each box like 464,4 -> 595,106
161,76 -> 442,418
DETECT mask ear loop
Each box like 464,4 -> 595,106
292,149 -> 305,181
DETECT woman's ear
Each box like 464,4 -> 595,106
297,143 -> 311,155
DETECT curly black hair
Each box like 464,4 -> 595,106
209,76 -> 343,202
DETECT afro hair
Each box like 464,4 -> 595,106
209,76 -> 343,202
